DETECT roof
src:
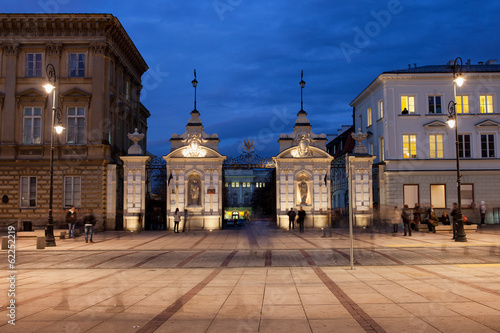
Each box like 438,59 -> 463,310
383,63 -> 500,74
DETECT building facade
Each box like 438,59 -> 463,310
0,14 -> 150,229
351,59 -> 500,223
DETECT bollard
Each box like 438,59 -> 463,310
36,236 -> 46,249
1,236 -> 7,250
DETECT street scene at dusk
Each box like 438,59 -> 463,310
1,0 -> 500,332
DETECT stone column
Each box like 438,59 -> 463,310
106,164 -> 117,230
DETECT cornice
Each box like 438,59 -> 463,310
0,14 -> 148,78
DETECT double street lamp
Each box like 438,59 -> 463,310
43,64 -> 64,247
446,57 -> 467,242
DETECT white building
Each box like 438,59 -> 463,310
350,59 -> 500,224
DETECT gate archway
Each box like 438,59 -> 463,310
145,155 -> 167,230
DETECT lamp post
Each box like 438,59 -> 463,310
43,64 -> 64,247
299,70 -> 306,112
446,57 -> 467,242
192,69 -> 198,112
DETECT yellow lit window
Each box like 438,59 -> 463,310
378,100 -> 384,119
379,137 -> 385,161
401,96 -> 415,114
480,95 -> 493,113
456,95 -> 469,113
367,108 -> 372,126
403,134 -> 417,158
429,134 -> 443,158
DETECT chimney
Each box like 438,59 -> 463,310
414,63 -> 417,68
466,59 -> 471,67
408,64 -> 411,69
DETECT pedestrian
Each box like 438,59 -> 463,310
450,203 -> 459,240
479,201 -> 487,226
428,211 -> 439,233
83,209 -> 96,243
402,204 -> 412,236
440,211 -> 450,225
287,208 -> 296,230
426,205 -> 435,232
183,209 -> 189,232
65,206 -> 77,238
412,203 -> 421,231
297,206 -> 306,233
391,206 -> 400,233
173,208 -> 181,233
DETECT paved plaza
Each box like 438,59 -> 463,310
1,222 -> 500,332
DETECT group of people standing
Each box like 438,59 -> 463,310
65,206 -> 96,243
287,207 -> 306,233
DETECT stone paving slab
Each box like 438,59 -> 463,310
1,224 -> 499,332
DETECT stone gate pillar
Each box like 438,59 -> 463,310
347,129 -> 376,227
120,129 -> 150,231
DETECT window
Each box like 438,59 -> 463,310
402,134 -> 417,159
378,100 -> 384,119
458,134 -> 471,158
126,81 -> 130,100
456,95 -> 469,114
118,72 -> 123,94
403,184 -> 419,208
20,176 -> 36,208
401,96 -> 415,114
232,182 -> 239,188
64,176 -> 81,208
481,134 -> 495,157
367,108 -> 372,127
480,95 -> 494,113
232,193 -> 238,206
379,137 -> 385,161
461,184 -> 474,208
430,184 -> 446,208
26,53 -> 42,77
428,95 -> 442,114
225,182 -> 228,187
23,107 -> 42,144
110,61 -> 114,84
67,107 -> 85,144
429,134 -> 444,158
369,142 -> 373,155
69,53 -> 85,77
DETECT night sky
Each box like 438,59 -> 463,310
5,0 -> 500,157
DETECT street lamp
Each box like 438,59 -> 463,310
43,63 -> 64,247
192,69 -> 198,112
446,57 -> 467,242
299,70 -> 306,112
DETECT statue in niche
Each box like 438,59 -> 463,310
188,178 -> 201,205
299,180 -> 308,205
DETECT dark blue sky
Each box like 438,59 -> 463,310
5,0 -> 500,157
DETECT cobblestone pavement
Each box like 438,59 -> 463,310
1,223 -> 499,332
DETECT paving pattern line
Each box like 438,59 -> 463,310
332,248 -> 360,266
136,268 -> 223,333
176,250 -> 206,268
128,233 -> 171,249
133,251 -> 171,268
221,250 -> 238,266
455,263 -> 500,267
291,232 -> 321,248
313,267 -> 387,333
299,249 -> 316,266
188,232 -> 211,250
87,251 -> 137,268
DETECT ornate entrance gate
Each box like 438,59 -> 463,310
222,141 -> 276,224
145,155 -> 167,230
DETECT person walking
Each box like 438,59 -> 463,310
402,204 -> 412,236
287,208 -> 296,230
297,206 -> 306,233
83,209 -> 96,243
173,208 -> 181,233
65,206 -> 77,238
183,209 -> 189,232
479,201 -> 487,226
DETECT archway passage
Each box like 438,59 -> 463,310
222,151 -> 276,228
